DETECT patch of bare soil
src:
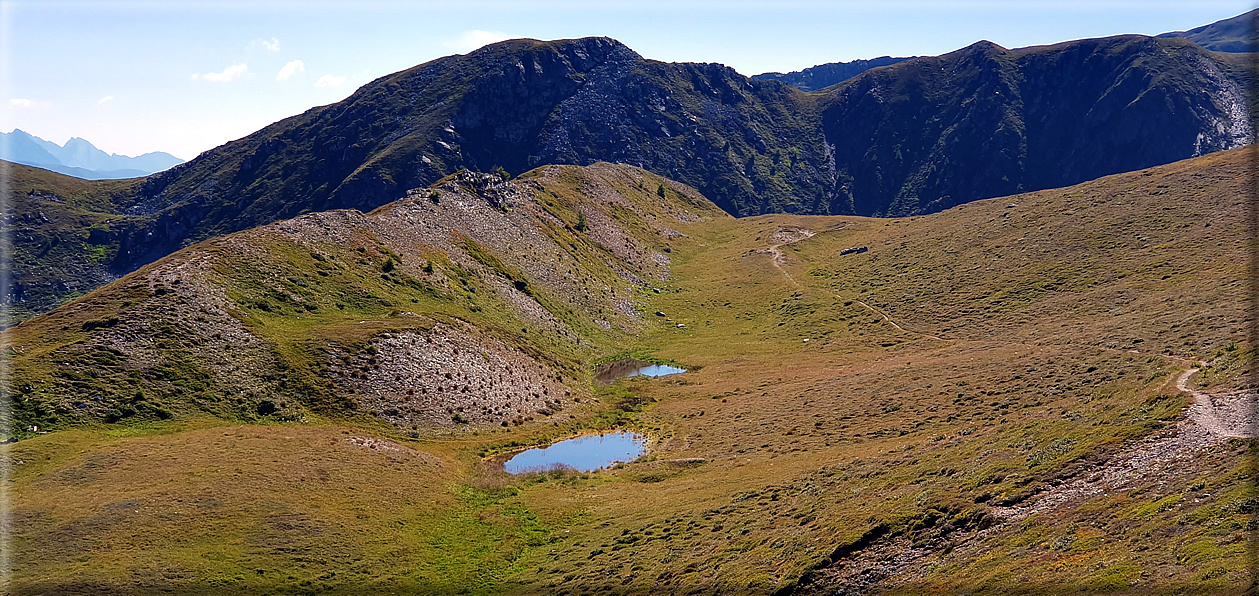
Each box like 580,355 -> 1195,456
753,225 -> 816,286
344,435 -> 442,464
771,225 -> 817,246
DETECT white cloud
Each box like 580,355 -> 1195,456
97,95 -> 114,105
191,63 -> 248,83
248,37 -> 280,52
444,30 -> 511,53
314,74 -> 346,88
10,98 -> 32,108
277,60 -> 305,81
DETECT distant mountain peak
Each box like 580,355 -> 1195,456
962,39 -> 1007,52
0,130 -> 183,180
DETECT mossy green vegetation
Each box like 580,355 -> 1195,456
4,150 -> 1253,593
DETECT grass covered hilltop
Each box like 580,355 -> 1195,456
4,148 -> 1255,593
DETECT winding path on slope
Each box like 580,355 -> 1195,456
847,298 -> 946,342
758,221 -> 1254,589
989,366 -> 1257,521
812,363 -> 1258,591
763,225 -> 813,287
1175,367 -> 1257,439
762,224 -> 947,343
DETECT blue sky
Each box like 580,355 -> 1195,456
2,0 -> 1252,160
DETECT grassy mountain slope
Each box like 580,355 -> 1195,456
5,149 -> 1252,593
6,163 -> 725,435
1158,8 -> 1258,53
1,161 -> 140,325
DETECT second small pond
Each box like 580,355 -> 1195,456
595,358 -> 686,384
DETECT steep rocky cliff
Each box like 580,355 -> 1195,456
821,36 -> 1254,215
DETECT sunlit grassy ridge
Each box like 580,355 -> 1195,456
4,149 -> 1253,593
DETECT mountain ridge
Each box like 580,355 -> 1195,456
1158,8 -> 1258,53
752,55 -> 914,91
4,32 -> 1255,325
117,33 -> 1252,246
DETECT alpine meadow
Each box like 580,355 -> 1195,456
2,6 -> 1257,595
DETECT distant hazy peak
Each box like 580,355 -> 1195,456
0,129 -> 184,180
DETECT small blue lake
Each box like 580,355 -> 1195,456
503,432 -> 647,474
595,359 -> 686,384
634,364 -> 687,377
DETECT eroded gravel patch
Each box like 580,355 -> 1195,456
331,322 -> 573,428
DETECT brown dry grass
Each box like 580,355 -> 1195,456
4,149 -> 1253,594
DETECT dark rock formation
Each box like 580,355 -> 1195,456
753,56 -> 913,91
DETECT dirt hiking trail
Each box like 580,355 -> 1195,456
759,224 -> 947,343
809,364 -> 1257,592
